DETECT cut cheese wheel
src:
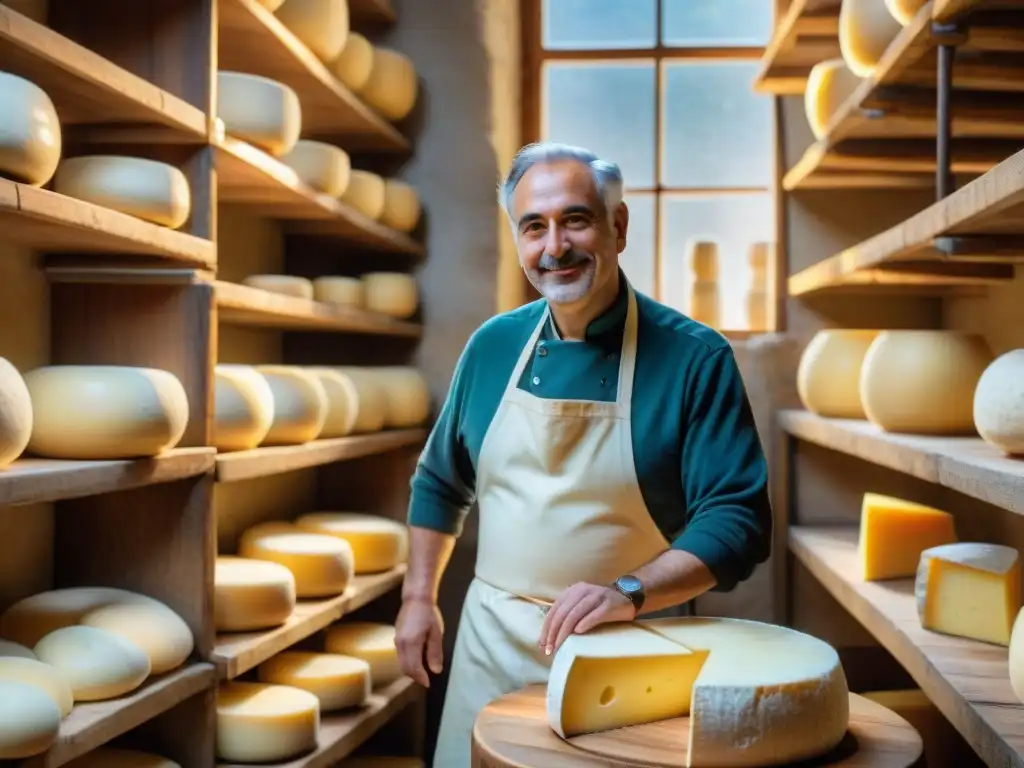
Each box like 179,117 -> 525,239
53,156 -> 191,230
547,617 -> 849,767
303,368 -> 359,438
798,329 -> 880,419
340,170 -> 386,219
275,0 -> 349,62
22,366 -> 189,460
313,276 -> 364,309
340,759 -> 424,768
687,241 -> 718,281
804,59 -> 864,140
373,366 -> 430,428
916,542 -> 1021,646
380,179 -> 421,233
217,72 -> 302,157
884,0 -> 927,24
257,651 -> 371,711
65,747 -> 182,768
361,48 -> 418,122
0,657 -> 73,717
213,364 -> 276,452
0,71 -> 62,187
0,680 -> 61,758
324,622 -> 401,687
858,493 -> 956,581
33,625 -> 151,701
860,331 -> 993,434
362,272 -> 418,319
254,365 -> 328,445
293,512 -> 408,573
973,349 -> 1024,456
242,274 -> 314,300
239,522 -> 354,598
280,140 -> 351,197
0,357 -> 32,468
215,556 -> 297,632
79,601 -> 193,675
330,32 -> 374,93
0,640 -> 35,659
839,0 -> 903,77
216,682 -> 320,762
331,367 -> 387,433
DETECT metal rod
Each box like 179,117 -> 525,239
936,40 -> 957,199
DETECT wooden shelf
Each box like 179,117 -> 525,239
754,0 -> 841,94
0,447 -> 216,507
214,136 -> 423,255
349,0 -> 398,26
26,664 -> 215,768
789,526 -> 1024,768
218,0 -> 408,152
215,281 -> 422,337
212,566 -> 407,679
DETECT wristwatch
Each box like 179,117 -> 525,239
614,575 -> 646,613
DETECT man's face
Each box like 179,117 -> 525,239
511,159 -> 627,305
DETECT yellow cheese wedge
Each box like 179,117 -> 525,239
217,72 -> 302,157
79,600 -> 194,675
361,48 -> 418,122
64,747 -> 182,768
239,522 -> 354,598
974,349 -> 1024,456
838,0 -> 903,77
242,274 -> 314,299
0,71 -> 62,187
0,680 -> 61,758
280,140 -> 351,197
312,277 -> 364,309
0,357 -> 31,469
258,651 -> 371,711
275,0 -> 349,62
214,556 -> 297,632
797,330 -> 880,419
380,179 -> 421,233
341,170 -> 386,219
293,512 -> 408,573
216,682 -> 320,763
362,272 -> 418,319
804,59 -> 864,140
324,622 -> 401,688
330,31 -> 374,93
0,657 -> 73,717
213,364 -> 276,452
858,493 -> 957,580
33,625 -> 151,702
254,365 -> 328,445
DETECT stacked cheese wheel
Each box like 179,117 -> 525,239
241,270 -> 421,319
0,70 -> 62,187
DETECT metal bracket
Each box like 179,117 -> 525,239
932,22 -> 965,201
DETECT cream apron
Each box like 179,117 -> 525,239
432,285 -> 671,767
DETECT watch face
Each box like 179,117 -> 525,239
617,575 -> 642,593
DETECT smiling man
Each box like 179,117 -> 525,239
395,141 -> 773,766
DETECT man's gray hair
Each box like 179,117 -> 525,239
497,142 -> 624,224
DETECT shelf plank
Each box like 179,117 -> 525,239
214,136 -> 423,255
25,663 -> 215,768
218,0 -> 408,151
754,0 -> 842,94
215,281 -> 422,337
348,0 -> 398,26
212,566 -> 407,679
0,447 -> 216,507
789,526 -> 1024,768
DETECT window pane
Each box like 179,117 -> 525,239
620,193 -> 656,297
542,0 -> 657,50
662,0 -> 773,47
543,61 -> 656,188
659,192 -> 773,330
661,61 -> 773,188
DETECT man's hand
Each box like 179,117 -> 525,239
395,597 -> 445,688
539,582 -> 635,656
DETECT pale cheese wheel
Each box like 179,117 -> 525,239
258,651 -> 371,711
340,170 -> 386,219
0,71 -> 62,187
238,522 -> 354,598
0,357 -> 32,468
839,0 -> 903,77
215,556 -> 297,632
65,747 -> 182,768
216,682 -> 320,763
313,276 -> 364,309
373,366 -> 430,428
0,681 -> 61,758
254,365 -> 328,445
303,368 -> 359,438
213,364 -> 276,452
242,274 -> 314,300
53,156 -> 191,230
324,622 -> 401,687
275,0 -> 349,62
217,72 -> 302,157
885,0 -> 927,24
0,640 -> 35,659
80,601 -> 193,675
687,240 -> 718,280
860,331 -> 993,434
330,32 -> 375,93
973,349 -> 1024,456
797,329 -> 881,419
380,179 -> 421,233
33,625 -> 150,702
362,272 -> 418,319
293,512 -> 408,573
22,366 -> 189,460
804,59 -> 864,140
0,657 -> 73,717
361,48 -> 418,122
280,140 -> 351,197
332,367 -> 387,433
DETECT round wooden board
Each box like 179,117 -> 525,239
472,686 -> 924,768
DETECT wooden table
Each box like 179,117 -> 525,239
472,685 -> 924,768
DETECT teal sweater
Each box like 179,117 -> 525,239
407,277 -> 773,592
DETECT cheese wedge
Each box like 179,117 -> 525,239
858,493 -> 957,580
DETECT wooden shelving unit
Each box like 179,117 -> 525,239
755,0 -> 842,94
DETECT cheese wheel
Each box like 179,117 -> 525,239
0,681 -> 61,758
238,522 -> 354,598
313,276 -> 364,309
687,240 -> 718,280
362,272 -> 418,319
860,331 -> 993,434
33,625 -> 151,701
0,657 -> 73,717
258,651 -> 371,711
215,556 -> 297,632
973,349 -> 1024,456
804,59 -> 864,140
839,0 -> 903,77
217,72 -> 302,157
79,601 -> 193,675
1010,607 -> 1024,703
53,156 -> 191,230
332,367 -> 387,433
380,179 -> 421,233
280,140 -> 351,197
0,71 -> 62,187
22,366 -> 189,460
275,0 -> 349,62
303,368 -> 359,438
340,170 -> 386,219
0,640 -> 35,659
216,682 -> 320,763
242,274 -> 314,300
885,0 -> 927,24
65,747 -> 182,768
324,622 -> 401,687
798,329 -> 880,419
293,512 -> 408,573
373,366 -> 430,428
330,32 -> 374,93
361,48 -> 418,122
0,357 -> 32,468
213,364 -> 276,452
254,365 -> 328,445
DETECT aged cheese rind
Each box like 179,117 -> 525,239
254,365 -> 328,445
213,364 -> 276,452
0,680 -> 61,758
340,170 -> 386,219
330,32 -> 375,93
214,556 -> 297,632
257,651 -> 371,711
293,512 -> 408,573
360,48 -> 418,122
0,657 -> 74,717
798,329 -> 879,419
216,681 -> 320,763
0,71 -> 62,187
34,625 -> 151,702
239,522 -> 354,598
380,179 -> 421,232
839,0 -> 903,77
804,59 -> 864,140
280,140 -> 351,197
859,493 -> 957,580
324,622 -> 401,687
275,0 -> 349,62
0,357 -> 32,468
973,349 -> 1024,456
217,72 -> 302,157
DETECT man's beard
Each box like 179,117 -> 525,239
528,249 -> 596,304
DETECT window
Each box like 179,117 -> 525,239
522,0 -> 779,333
